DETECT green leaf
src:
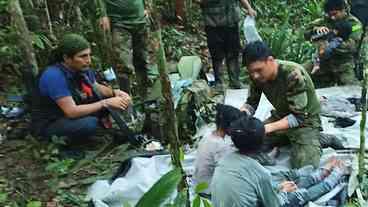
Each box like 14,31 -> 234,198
122,201 -> 132,207
192,195 -> 200,207
195,182 -> 209,194
177,56 -> 202,80
179,147 -> 185,162
32,34 -> 45,50
136,168 -> 182,207
203,199 -> 212,207
172,190 -> 188,207
0,192 -> 7,203
26,201 -> 42,207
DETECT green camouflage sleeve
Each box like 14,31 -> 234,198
334,17 -> 363,54
286,69 -> 309,124
304,18 -> 325,40
246,82 -> 262,111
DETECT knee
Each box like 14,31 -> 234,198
291,145 -> 321,169
77,117 -> 98,136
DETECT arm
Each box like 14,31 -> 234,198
95,82 -> 132,100
240,82 -> 261,115
96,0 -> 110,31
95,82 -> 114,97
56,95 -> 130,119
304,18 -> 327,41
333,20 -> 363,55
266,69 -> 309,134
264,116 -> 289,134
239,0 -> 257,16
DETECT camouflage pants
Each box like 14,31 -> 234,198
204,26 -> 241,88
266,127 -> 322,169
304,61 -> 357,88
112,24 -> 150,99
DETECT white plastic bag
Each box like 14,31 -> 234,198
243,16 -> 262,43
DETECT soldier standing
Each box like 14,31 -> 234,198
198,0 -> 256,90
98,0 -> 150,100
241,41 -> 322,168
304,0 -> 363,88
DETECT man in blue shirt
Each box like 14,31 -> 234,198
32,34 -> 132,143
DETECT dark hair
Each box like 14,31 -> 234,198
242,41 -> 273,66
229,116 -> 265,153
324,0 -> 346,13
216,104 -> 245,132
334,20 -> 352,40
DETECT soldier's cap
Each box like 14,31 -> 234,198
229,116 -> 265,152
59,33 -> 90,57
324,0 -> 347,13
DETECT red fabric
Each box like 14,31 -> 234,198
81,82 -> 93,97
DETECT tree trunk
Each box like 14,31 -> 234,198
359,61 -> 367,181
9,0 -> 39,78
43,0 -> 55,38
358,27 -> 367,181
150,1 -> 189,204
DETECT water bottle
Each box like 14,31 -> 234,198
243,16 -> 262,43
103,67 -> 117,82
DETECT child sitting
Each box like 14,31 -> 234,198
312,20 -> 352,74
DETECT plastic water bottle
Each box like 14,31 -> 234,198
103,67 -> 117,82
243,16 -> 262,43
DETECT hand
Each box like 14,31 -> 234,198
99,16 -> 111,31
264,123 -> 274,134
247,8 -> 257,17
105,96 -> 130,110
279,181 -> 297,192
311,65 -> 320,74
315,26 -> 329,35
239,104 -> 249,112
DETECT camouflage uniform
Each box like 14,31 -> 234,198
246,60 -> 322,168
200,0 -> 242,88
104,0 -> 150,99
304,13 -> 363,88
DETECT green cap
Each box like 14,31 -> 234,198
59,33 -> 90,57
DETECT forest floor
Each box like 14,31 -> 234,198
0,72 -> 136,206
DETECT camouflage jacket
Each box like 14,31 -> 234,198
200,0 -> 242,27
246,60 -> 321,128
304,14 -> 363,71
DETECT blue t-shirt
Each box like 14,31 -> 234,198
39,64 -> 96,101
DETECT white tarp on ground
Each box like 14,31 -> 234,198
88,86 -> 365,207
